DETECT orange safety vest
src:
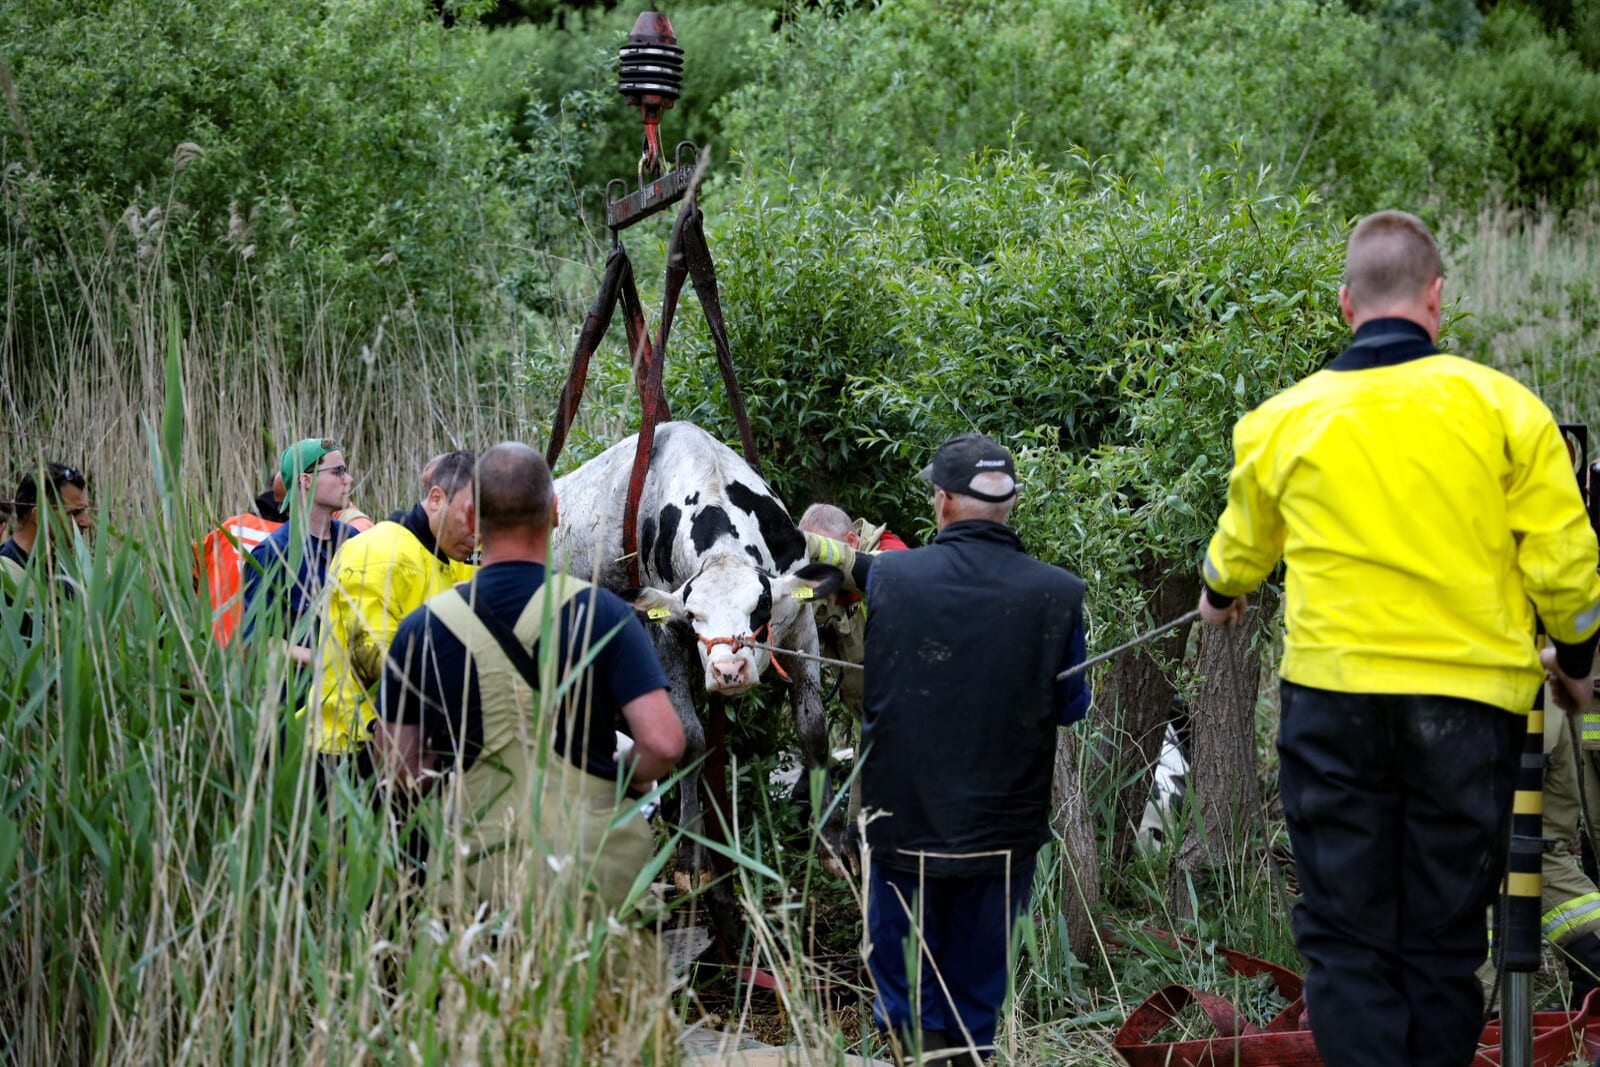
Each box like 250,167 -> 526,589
196,513 -> 282,645
338,506 -> 376,533
197,505 -> 375,645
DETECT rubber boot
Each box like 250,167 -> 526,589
887,1027 -> 946,1067
1562,931 -> 1600,1011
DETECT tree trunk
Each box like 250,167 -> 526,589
1169,586 -> 1279,915
1051,728 -> 1101,960
1098,559 -> 1201,866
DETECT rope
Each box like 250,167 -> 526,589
731,638 -> 868,674
729,607 -> 1206,681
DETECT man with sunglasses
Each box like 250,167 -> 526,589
241,438 -> 358,669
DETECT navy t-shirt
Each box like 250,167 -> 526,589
380,561 -> 669,781
240,520 -> 354,646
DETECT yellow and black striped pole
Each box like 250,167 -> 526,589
1499,685 -> 1546,1067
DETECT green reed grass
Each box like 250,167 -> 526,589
7,190 -> 1600,1065
0,461 -> 695,1064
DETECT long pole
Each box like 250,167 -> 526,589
1055,609 -> 1202,682
1500,692 -> 1547,1067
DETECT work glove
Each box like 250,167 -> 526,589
802,532 -> 864,594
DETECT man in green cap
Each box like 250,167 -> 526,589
241,437 -> 358,669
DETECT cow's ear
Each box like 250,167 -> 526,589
627,586 -> 685,624
780,563 -> 845,602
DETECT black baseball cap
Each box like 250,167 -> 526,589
920,433 -> 1018,503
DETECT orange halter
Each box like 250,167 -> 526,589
696,622 -> 791,682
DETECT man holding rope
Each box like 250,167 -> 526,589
1199,209 -> 1600,1067
860,432 -> 1089,1066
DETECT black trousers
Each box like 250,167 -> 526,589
1277,681 -> 1521,1067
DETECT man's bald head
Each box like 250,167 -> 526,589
476,442 -> 554,537
1343,210 -> 1442,312
799,503 -> 853,541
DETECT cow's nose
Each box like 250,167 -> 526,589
711,658 -> 750,689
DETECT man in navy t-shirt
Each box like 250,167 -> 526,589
375,442 -> 682,916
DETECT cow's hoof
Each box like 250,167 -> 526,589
818,830 -> 860,879
672,869 -> 714,894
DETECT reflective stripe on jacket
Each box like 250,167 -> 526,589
1205,350 -> 1600,712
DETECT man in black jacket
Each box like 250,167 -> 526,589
861,433 -> 1090,1066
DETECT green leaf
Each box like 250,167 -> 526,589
161,300 -> 185,483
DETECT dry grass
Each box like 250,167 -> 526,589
1447,196 -> 1600,421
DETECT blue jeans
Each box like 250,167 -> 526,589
867,853 -> 1036,1054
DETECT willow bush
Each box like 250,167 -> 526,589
0,0 -> 559,375
678,149 -> 1347,610
715,0 -> 1490,215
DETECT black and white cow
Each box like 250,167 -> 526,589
550,422 -> 842,871
1136,723 -> 1191,851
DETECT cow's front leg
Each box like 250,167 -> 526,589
786,614 -> 850,876
655,629 -> 709,881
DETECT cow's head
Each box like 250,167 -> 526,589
632,557 -> 843,695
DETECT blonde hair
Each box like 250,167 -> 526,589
1344,210 -> 1443,310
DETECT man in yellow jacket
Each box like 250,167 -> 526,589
309,450 -> 478,759
1200,210 -> 1600,1067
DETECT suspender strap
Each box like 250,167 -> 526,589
427,575 -> 593,772
428,575 -> 591,693
458,586 -> 552,690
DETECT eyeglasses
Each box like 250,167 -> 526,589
315,464 -> 350,478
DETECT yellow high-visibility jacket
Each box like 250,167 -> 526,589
307,520 -> 474,753
1205,349 -> 1600,713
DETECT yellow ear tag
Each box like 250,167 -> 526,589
791,586 -> 815,601
647,607 -> 672,623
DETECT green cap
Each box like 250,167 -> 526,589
278,438 -> 338,514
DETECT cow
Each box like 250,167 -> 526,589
1136,722 -> 1191,852
549,422 -> 844,875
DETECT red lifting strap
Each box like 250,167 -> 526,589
545,163 -> 759,591
619,194 -> 757,589
1111,927 -> 1600,1067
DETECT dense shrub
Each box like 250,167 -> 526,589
0,0 -> 529,363
1084,0 -> 1487,213
1455,4 -> 1600,208
718,0 -> 1124,194
716,0 -> 1488,216
673,150 -> 1347,619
